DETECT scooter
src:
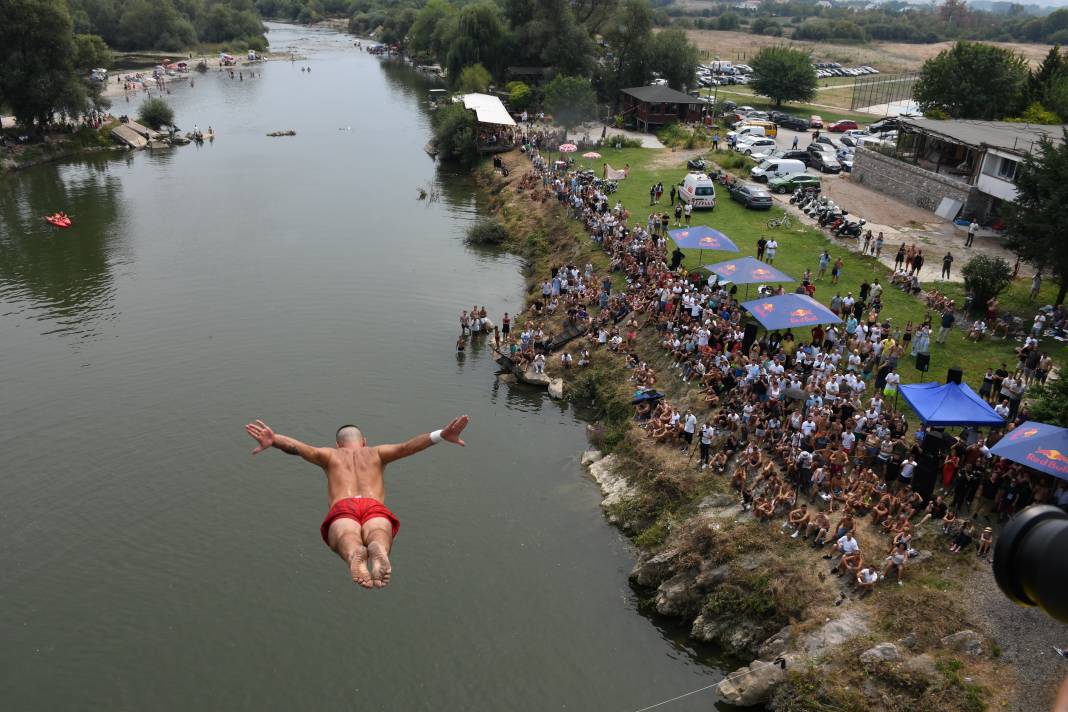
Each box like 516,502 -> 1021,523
836,218 -> 866,239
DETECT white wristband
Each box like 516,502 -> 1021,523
430,429 -> 443,444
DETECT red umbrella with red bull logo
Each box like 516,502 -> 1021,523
990,421 -> 1068,481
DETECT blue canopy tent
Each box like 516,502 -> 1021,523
897,382 -> 1006,428
706,256 -> 793,298
668,226 -> 739,266
741,294 -> 841,331
989,421 -> 1068,481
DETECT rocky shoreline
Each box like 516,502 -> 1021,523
476,149 -> 1026,711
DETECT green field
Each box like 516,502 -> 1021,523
568,145 -> 1063,391
702,86 -> 874,125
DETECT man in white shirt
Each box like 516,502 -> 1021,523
683,412 -> 698,451
899,457 -> 915,489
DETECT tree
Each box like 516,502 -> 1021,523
138,97 -> 175,129
543,75 -> 597,131
1028,45 -> 1063,106
506,0 -> 594,76
0,0 -> 85,131
602,0 -> 654,109
458,64 -> 492,93
443,3 -> 508,83
649,28 -> 698,91
73,34 -> 111,71
507,81 -> 535,110
379,7 -> 418,47
432,101 -> 479,165
749,46 -> 817,107
1005,133 -> 1068,305
961,255 -> 1014,314
716,12 -> 739,30
1022,378 -> 1068,427
409,0 -> 454,60
914,41 -> 1028,120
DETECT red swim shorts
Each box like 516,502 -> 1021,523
320,497 -> 400,544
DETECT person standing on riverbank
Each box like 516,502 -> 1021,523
243,416 -> 469,589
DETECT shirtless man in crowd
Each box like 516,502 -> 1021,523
244,416 -> 469,588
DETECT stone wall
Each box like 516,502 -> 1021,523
851,147 -> 982,216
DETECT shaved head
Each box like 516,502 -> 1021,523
336,425 -> 365,445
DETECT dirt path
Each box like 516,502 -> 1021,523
773,174 -> 1034,285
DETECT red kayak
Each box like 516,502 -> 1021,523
45,212 -> 72,228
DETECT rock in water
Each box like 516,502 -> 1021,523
580,449 -> 603,466
716,655 -> 798,706
548,378 -> 564,399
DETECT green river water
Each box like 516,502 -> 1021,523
0,23 -> 727,711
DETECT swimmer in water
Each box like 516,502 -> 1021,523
244,416 -> 469,588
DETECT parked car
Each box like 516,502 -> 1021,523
809,150 -> 842,174
828,120 -> 859,132
776,115 -> 809,132
868,118 -> 900,134
810,115 -> 824,128
728,182 -> 774,209
767,173 -> 822,194
739,137 -> 777,156
768,149 -> 813,166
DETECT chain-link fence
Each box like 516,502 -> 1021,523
850,72 -> 918,111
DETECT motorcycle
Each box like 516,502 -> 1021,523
835,218 -> 866,239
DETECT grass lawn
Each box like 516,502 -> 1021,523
571,145 -> 1066,393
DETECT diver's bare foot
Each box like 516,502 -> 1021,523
368,542 -> 391,588
348,547 -> 372,589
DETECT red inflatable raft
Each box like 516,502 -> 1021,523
45,212 -> 72,228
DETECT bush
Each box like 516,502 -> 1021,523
466,219 -> 508,245
596,135 -> 642,148
432,102 -> 478,165
458,63 -> 492,93
961,254 -> 1013,313
138,98 -> 174,129
506,81 -> 534,111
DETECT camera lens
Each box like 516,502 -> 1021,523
993,505 -> 1068,624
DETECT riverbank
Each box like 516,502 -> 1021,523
474,145 -> 1064,710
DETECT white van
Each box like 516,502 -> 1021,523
750,158 -> 807,183
679,173 -> 716,209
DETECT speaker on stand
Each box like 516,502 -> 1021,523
915,352 -> 930,374
946,367 -> 963,385
742,322 -> 759,351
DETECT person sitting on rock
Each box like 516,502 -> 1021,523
785,503 -> 810,538
881,541 -> 908,585
754,496 -> 775,522
857,566 -> 878,595
806,510 -> 832,546
977,526 -> 994,559
841,550 -> 863,581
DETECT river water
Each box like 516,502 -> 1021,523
0,24 -> 724,711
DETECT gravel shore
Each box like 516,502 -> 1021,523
967,562 -> 1068,711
